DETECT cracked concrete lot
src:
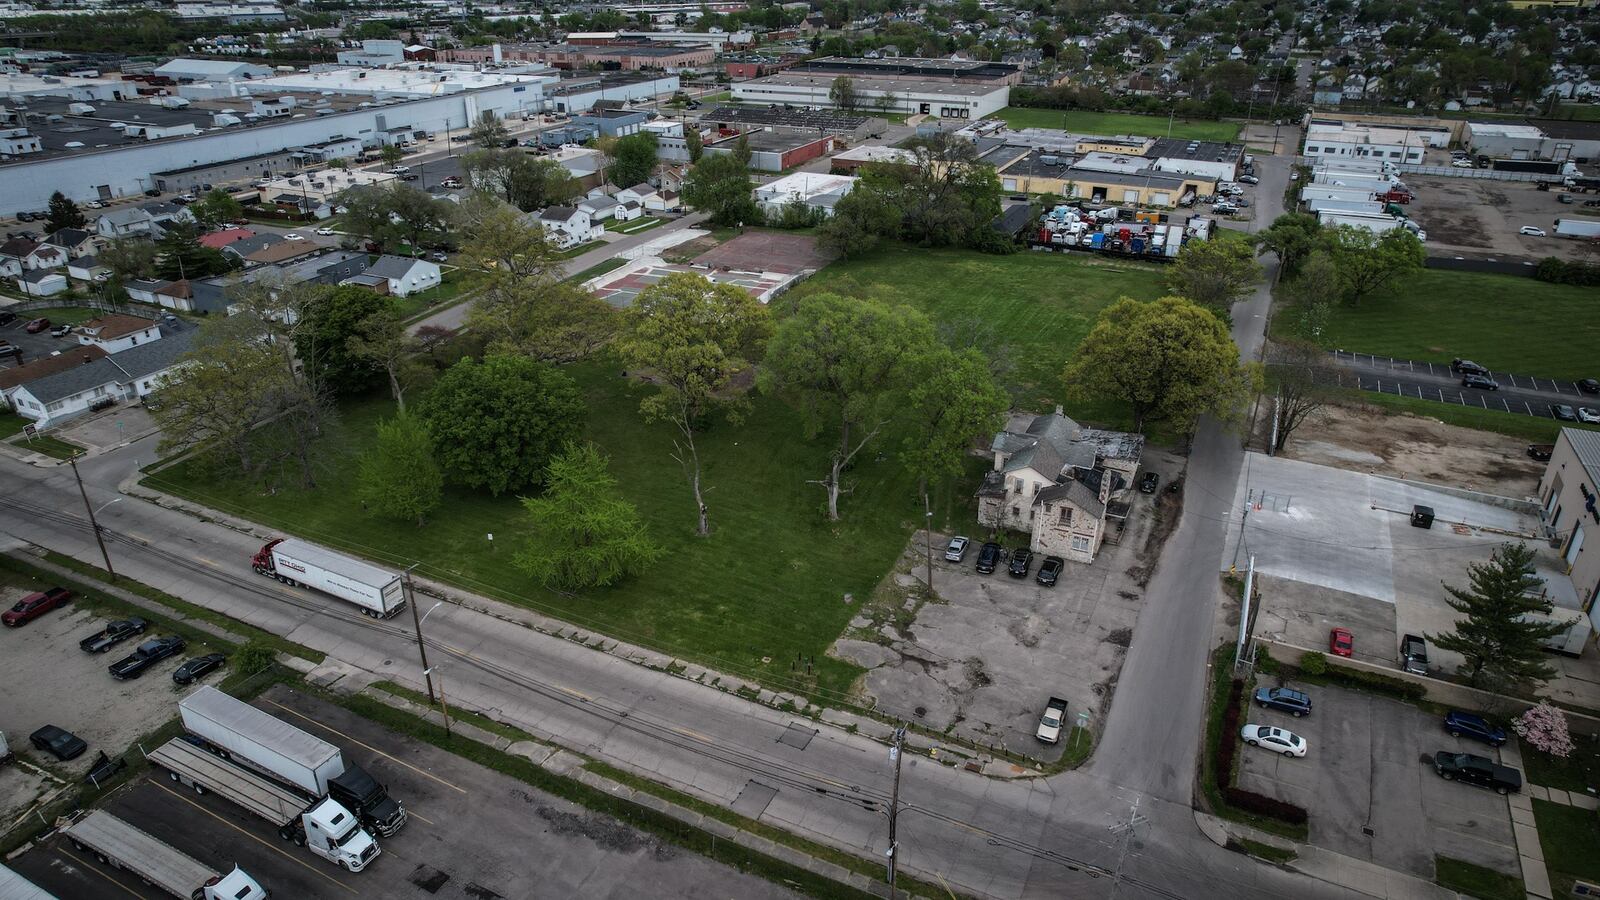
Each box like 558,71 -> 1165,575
830,449 -> 1187,762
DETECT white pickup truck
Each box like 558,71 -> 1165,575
1036,697 -> 1069,744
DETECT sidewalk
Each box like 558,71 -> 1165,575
1194,810 -> 1457,899
1498,740 -> 1556,899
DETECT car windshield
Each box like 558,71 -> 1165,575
8,600 -> 24,612
1042,713 -> 1060,727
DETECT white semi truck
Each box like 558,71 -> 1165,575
60,810 -> 267,900
250,537 -> 405,618
179,686 -> 406,837
147,737 -> 380,872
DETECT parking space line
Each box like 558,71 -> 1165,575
149,779 -> 360,894
262,698 -> 468,795
58,846 -> 155,899
407,809 -> 435,825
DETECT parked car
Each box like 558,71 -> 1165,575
429,251 -> 449,262
1007,548 -> 1033,578
283,232 -> 304,241
1036,556 -> 1063,587
1433,751 -> 1521,794
1451,359 -> 1489,376
78,617 -> 148,653
1580,378 -> 1599,395
1519,226 -> 1547,237
2,587 -> 72,627
29,725 -> 87,761
1240,724 -> 1307,758
440,177 -> 463,188
172,652 -> 227,685
1451,160 -> 1474,168
1528,444 -> 1554,461
1399,633 -> 1429,674
1461,373 -> 1498,391
1328,627 -> 1353,657
50,324 -> 73,338
1579,408 -> 1600,425
85,199 -> 106,209
23,317 -> 50,333
399,173 -> 420,181
1559,194 -> 1575,204
0,311 -> 15,326
16,211 -> 33,222
1253,686 -> 1313,717
944,536 -> 969,562
1443,711 -> 1507,747
143,188 -> 161,197
975,542 -> 1002,575
108,635 -> 186,680
1239,174 -> 1260,185
1553,405 -> 1579,422
1138,472 -> 1159,493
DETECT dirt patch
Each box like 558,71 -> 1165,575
660,234 -> 725,264
528,800 -> 678,860
691,231 -> 835,274
1277,401 -> 1544,498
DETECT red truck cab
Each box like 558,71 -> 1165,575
3,587 -> 73,626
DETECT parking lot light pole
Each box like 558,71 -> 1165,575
69,454 -> 116,581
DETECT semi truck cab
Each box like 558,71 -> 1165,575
329,765 -> 407,837
302,799 -> 380,872
200,866 -> 268,900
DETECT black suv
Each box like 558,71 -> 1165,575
1036,556 -> 1063,587
1253,687 -> 1313,717
1433,752 -> 1521,794
1451,359 -> 1489,376
1007,549 -> 1033,578
108,635 -> 186,680
975,542 -> 1002,575
1461,373 -> 1498,391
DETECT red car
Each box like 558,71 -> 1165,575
1329,627 -> 1354,657
2,586 -> 73,626
22,317 -> 50,334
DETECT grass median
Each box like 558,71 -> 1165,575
986,108 -> 1241,142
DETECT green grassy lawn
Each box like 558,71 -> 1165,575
392,270 -> 483,321
1274,269 -> 1600,381
0,413 -> 30,440
565,257 -> 629,284
22,306 -> 101,326
795,243 -> 1169,414
1533,799 -> 1600,896
987,108 -> 1242,142
1434,856 -> 1523,900
1552,104 -> 1600,122
1520,736 -> 1600,795
14,434 -> 83,460
145,360 -> 988,702
609,217 -> 664,235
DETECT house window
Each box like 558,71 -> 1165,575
1071,536 -> 1091,553
47,401 -> 63,412
130,335 -> 137,345
1059,507 -> 1073,524
1011,506 -> 1020,517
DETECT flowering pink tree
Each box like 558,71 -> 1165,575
1515,702 -> 1575,758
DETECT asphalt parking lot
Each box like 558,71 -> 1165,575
1404,173 -> 1596,263
1318,351 -> 1599,421
1238,679 -> 1520,879
0,316 -> 85,367
12,684 -> 803,899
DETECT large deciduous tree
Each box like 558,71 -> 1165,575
1429,542 -> 1573,690
828,75 -> 859,111
357,412 -> 443,526
1254,212 -> 1322,276
294,286 -> 393,395
189,189 -> 244,230
900,346 -> 1008,498
759,293 -> 935,520
417,354 -> 585,496
45,191 -> 86,233
338,183 -> 454,254
348,305 -> 424,411
1064,295 -> 1257,434
1321,225 -> 1425,305
469,109 -> 510,150
460,149 -> 577,212
1265,339 -> 1331,453
513,442 -> 663,590
682,152 -> 760,226
617,272 -> 772,536
609,132 -> 659,190
1164,236 -> 1263,311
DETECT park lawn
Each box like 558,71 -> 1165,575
1434,856 -> 1522,900
1274,269 -> 1600,381
1534,799 -> 1600,897
988,107 -> 1241,142
795,243 -> 1169,414
146,359 -> 986,702
1520,736 -> 1600,795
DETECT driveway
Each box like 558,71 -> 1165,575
1238,679 -> 1520,878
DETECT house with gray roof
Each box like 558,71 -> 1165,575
976,406 -> 1145,564
96,207 -> 155,238
8,327 -> 195,427
355,255 -> 440,297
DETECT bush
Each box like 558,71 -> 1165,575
1212,677 -> 1309,826
1256,646 -> 1280,677
1299,650 -> 1327,675
1318,662 -> 1426,700
1222,786 -> 1310,824
1535,256 -> 1600,286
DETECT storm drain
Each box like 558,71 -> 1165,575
731,780 -> 779,819
777,723 -> 816,750
409,865 -> 450,894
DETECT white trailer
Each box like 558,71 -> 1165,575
1317,209 -> 1406,234
148,737 -> 381,872
1306,198 -> 1384,215
0,863 -> 56,900
251,537 -> 405,618
60,811 -> 266,900
180,685 -> 343,797
1164,223 -> 1183,257
1555,217 -> 1600,238
1300,185 -> 1376,204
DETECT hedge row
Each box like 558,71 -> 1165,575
1535,256 -> 1600,287
1305,655 -> 1428,701
1217,678 -> 1310,826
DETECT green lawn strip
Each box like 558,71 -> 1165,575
331,688 -> 887,900
1533,798 -> 1600,896
12,434 -> 83,460
0,412 -> 30,439
368,680 -> 540,744
554,240 -> 607,259
1201,644 -> 1309,841
1519,737 -> 1600,796
20,306 -> 104,326
1434,855 -> 1524,900
35,549 -> 324,663
1227,837 -> 1297,864
390,270 -> 483,320
1329,391 -> 1600,445
1273,268 -> 1600,381
797,243 -> 1169,411
986,107 -> 1241,142
608,217 -> 664,235
564,256 -> 630,284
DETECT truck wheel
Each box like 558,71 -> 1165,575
277,825 -> 294,842
169,771 -> 180,783
194,783 -> 206,796
1441,772 -> 1454,781
71,839 -> 86,852
293,830 -> 306,847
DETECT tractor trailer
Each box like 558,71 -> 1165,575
1555,217 -> 1600,238
1301,185 -> 1376,204
179,686 -> 407,837
251,538 -> 406,618
60,811 -> 267,900
147,736 -> 380,872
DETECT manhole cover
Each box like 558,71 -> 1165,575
777,723 -> 815,750
731,780 -> 779,819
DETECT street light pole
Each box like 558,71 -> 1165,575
923,496 -> 934,593
69,455 -> 115,581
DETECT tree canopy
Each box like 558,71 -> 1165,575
1164,235 -> 1263,310
45,191 -> 85,233
610,132 -> 660,190
357,412 -> 443,526
294,285 -> 394,395
1430,542 -> 1573,689
682,152 -> 760,226
513,442 -> 662,590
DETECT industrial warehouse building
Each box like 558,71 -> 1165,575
703,130 -> 839,172
701,106 -> 885,143
732,73 -> 1009,119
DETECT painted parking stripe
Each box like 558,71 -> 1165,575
262,698 -> 468,795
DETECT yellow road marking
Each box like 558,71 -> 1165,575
263,698 -> 468,795
407,809 -> 434,826
58,846 -> 152,900
150,779 -> 359,894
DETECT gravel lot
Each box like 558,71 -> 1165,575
1405,174 -> 1596,263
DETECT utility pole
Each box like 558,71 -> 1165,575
403,567 -> 436,703
922,495 -> 934,593
887,724 -> 906,898
69,455 -> 115,581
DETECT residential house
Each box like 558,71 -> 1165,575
154,280 -> 196,311
42,228 -> 95,259
577,193 -> 625,222
139,201 -> 196,231
243,239 -> 319,266
616,182 -> 680,213
220,233 -> 284,263
96,207 -> 155,238
616,183 -> 658,207
0,239 -> 65,272
123,279 -> 170,305
66,255 -> 108,282
76,314 -> 161,353
17,269 -> 67,297
531,206 -> 602,250
197,227 -> 255,250
8,328 -> 195,427
0,346 -> 108,411
355,255 -> 441,298
975,408 -> 1145,564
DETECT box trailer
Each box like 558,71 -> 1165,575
1306,198 -> 1384,215
1555,217 -> 1600,238
179,686 -> 406,836
61,811 -> 266,900
1301,186 -> 1376,204
1317,210 -> 1405,234
251,537 -> 405,618
1313,174 -> 1397,193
